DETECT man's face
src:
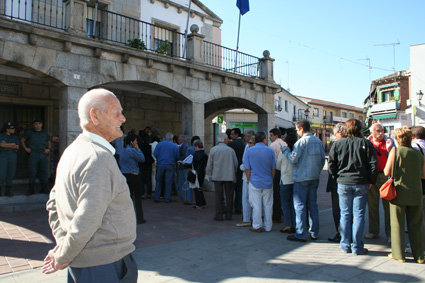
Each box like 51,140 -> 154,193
33,122 -> 43,131
6,127 -> 15,135
95,97 -> 126,142
230,130 -> 237,140
269,132 -> 277,142
371,125 -> 384,141
296,126 -> 304,137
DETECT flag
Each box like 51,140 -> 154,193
236,0 -> 249,15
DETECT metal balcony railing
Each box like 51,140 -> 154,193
0,0 -> 65,30
87,7 -> 186,59
203,40 -> 260,78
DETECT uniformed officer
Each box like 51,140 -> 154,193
21,119 -> 51,195
0,122 -> 19,196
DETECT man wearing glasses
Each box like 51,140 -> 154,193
366,123 -> 395,242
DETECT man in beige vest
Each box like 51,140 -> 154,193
42,89 -> 137,282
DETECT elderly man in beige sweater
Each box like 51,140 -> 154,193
206,133 -> 238,221
42,89 -> 138,282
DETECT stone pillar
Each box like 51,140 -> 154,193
64,0 -> 89,36
59,86 -> 87,153
258,113 -> 274,136
259,50 -> 275,83
182,101 -> 205,141
186,24 -> 205,64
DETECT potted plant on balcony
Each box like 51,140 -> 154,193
155,40 -> 170,55
127,38 -> 146,50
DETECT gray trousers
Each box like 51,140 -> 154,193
67,253 -> 137,283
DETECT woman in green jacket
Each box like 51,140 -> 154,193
384,126 -> 425,263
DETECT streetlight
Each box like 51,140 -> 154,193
304,108 -> 310,120
417,90 -> 424,105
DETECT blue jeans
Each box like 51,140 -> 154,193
178,168 -> 192,202
280,183 -> 295,228
338,184 -> 368,254
293,180 -> 320,240
154,165 -> 174,202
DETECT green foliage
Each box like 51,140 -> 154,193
127,38 -> 146,50
155,40 -> 170,55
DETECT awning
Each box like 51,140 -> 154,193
372,113 -> 396,120
274,116 -> 294,128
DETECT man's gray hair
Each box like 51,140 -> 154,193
333,123 -> 344,134
78,88 -> 117,130
217,133 -> 228,143
165,132 -> 174,140
370,122 -> 383,132
178,134 -> 186,141
244,129 -> 255,138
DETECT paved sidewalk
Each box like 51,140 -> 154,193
1,171 -> 423,282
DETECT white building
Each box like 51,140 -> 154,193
274,88 -> 310,129
408,43 -> 425,126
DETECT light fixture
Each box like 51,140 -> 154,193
304,108 -> 310,119
417,90 -> 424,102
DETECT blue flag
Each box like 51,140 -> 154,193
236,0 -> 250,15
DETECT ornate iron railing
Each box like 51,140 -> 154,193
0,0 -> 65,30
203,40 -> 260,78
87,7 -> 186,59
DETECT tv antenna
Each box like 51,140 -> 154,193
358,57 -> 371,82
374,40 -> 400,73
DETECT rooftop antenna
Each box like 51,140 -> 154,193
374,40 -> 400,74
359,57 -> 372,107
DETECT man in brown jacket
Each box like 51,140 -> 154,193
42,89 -> 138,282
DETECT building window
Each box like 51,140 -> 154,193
349,113 -> 354,119
330,111 -> 333,122
358,115 -> 363,121
342,112 -> 347,118
313,108 -> 319,117
285,100 -> 288,112
87,3 -> 108,39
380,90 -> 395,102
153,23 -> 178,56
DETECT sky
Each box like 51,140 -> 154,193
200,0 -> 425,108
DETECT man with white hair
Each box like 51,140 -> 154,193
42,88 -> 138,282
366,122 -> 395,241
206,133 -> 238,221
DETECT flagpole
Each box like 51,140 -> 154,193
183,0 -> 193,58
234,12 -> 241,72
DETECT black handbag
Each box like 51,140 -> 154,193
187,170 -> 196,183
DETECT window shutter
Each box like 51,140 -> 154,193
378,91 -> 382,103
394,89 -> 400,101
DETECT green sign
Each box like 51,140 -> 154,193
217,116 -> 223,123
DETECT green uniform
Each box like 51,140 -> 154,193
390,146 -> 424,261
0,133 -> 19,194
23,129 -> 50,194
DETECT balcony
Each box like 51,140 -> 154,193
0,0 -> 262,78
369,101 -> 400,114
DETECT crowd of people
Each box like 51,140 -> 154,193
114,118 -> 424,263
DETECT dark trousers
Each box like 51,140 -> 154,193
194,188 -> 206,207
123,173 -> 144,223
140,167 -> 152,197
234,172 -> 243,212
331,188 -> 341,233
28,152 -> 49,194
272,170 -> 282,222
67,253 -> 138,283
214,181 -> 234,220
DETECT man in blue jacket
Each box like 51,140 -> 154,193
282,120 -> 325,242
153,132 -> 179,203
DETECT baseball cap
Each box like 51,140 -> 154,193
4,122 -> 15,129
33,118 -> 43,123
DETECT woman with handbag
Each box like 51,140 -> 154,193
384,126 -> 425,263
328,119 -> 378,255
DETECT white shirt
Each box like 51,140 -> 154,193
83,130 -> 116,155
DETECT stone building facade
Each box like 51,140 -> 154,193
0,0 -> 278,182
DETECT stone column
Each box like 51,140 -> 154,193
59,86 -> 87,153
257,113 -> 274,135
259,50 -> 275,83
182,101 -> 204,141
64,0 -> 89,36
186,24 -> 205,64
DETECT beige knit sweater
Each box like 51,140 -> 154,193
46,134 -> 136,267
